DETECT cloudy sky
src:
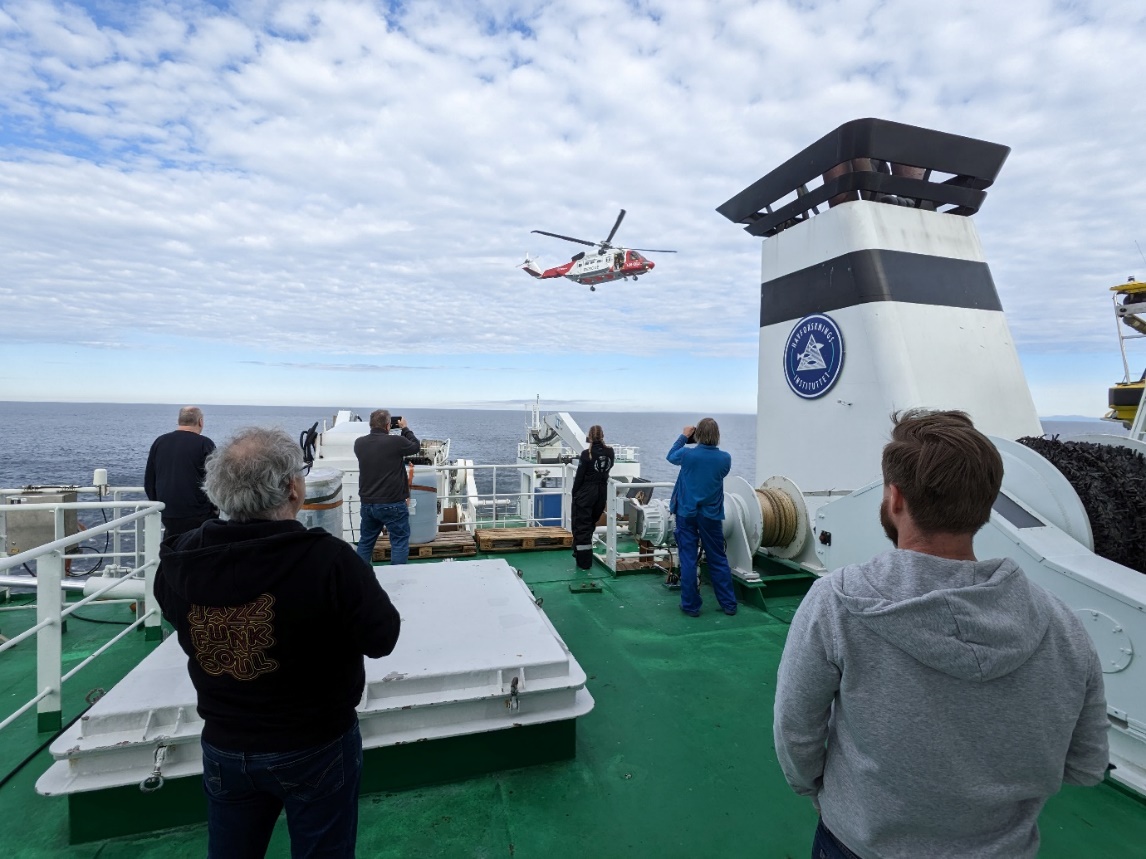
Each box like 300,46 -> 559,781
0,0 -> 1142,415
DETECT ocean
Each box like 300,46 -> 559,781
0,402 -> 758,489
0,403 -> 1127,569
0,403 -> 1126,491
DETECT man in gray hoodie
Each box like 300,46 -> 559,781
774,409 -> 1109,859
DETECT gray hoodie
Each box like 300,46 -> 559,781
774,550 -> 1109,859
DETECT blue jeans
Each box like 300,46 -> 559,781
674,514 -> 737,614
201,722 -> 363,859
812,819 -> 862,859
357,501 -> 411,566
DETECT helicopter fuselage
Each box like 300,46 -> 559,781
530,249 -> 655,285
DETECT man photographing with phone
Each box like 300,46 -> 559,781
354,409 -> 421,566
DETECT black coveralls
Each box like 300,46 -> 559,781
571,442 -> 615,569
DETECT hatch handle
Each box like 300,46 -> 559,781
140,744 -> 169,793
508,676 -> 520,711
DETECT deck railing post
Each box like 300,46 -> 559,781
111,490 -> 123,568
606,479 -> 618,570
35,549 -> 64,732
563,464 -> 573,530
143,509 -> 162,640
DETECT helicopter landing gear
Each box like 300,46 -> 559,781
590,286 -> 596,292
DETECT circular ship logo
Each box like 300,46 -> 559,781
783,313 -> 845,399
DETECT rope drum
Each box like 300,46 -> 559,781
757,487 -> 800,549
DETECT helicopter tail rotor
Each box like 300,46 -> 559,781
519,255 -> 543,278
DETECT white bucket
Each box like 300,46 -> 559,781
298,468 -> 343,536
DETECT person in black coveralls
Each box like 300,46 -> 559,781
570,425 -> 614,569
155,427 -> 401,859
144,406 -> 216,537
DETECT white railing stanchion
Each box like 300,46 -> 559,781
143,510 -> 162,640
112,490 -> 123,566
563,464 -> 573,530
35,550 -> 64,732
134,516 -> 144,573
606,478 -> 619,570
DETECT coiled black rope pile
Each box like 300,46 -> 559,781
1017,436 -> 1146,573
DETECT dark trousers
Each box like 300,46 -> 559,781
201,722 -> 363,859
571,485 -> 606,569
357,502 -> 411,566
812,819 -> 862,859
162,512 -> 214,538
674,514 -> 737,614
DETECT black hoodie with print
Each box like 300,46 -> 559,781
155,518 -> 401,752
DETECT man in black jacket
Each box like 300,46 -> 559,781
354,409 -> 420,565
144,406 -> 216,537
155,427 -> 401,859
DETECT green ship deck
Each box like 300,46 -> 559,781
1,548 -> 1143,858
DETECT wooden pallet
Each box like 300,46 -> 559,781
372,530 -> 477,562
475,526 -> 573,553
616,542 -> 674,573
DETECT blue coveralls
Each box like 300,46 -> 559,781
667,434 -> 737,616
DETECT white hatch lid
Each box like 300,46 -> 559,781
38,558 -> 593,796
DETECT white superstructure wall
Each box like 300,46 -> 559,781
756,201 -> 1041,492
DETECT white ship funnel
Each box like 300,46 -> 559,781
719,119 -> 1042,493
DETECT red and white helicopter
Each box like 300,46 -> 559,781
520,209 -> 676,291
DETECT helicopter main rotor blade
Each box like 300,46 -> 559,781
531,230 -> 597,247
628,247 -> 678,253
603,209 -> 626,245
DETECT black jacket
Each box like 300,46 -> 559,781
154,519 -> 401,752
572,443 -> 615,496
144,430 -> 216,518
354,429 -> 421,504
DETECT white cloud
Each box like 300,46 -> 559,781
0,0 -> 1143,412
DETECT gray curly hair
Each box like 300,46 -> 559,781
204,427 -> 304,522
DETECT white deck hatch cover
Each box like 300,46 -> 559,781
38,559 -> 593,795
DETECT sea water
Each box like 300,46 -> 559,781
0,402 -> 757,489
0,402 -> 1125,490
0,403 -> 1126,572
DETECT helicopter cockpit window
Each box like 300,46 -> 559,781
571,251 -> 586,262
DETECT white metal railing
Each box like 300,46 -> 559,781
334,462 -> 581,543
0,500 -> 163,734
336,462 -> 674,573
515,442 -> 641,465
602,479 -> 677,572
1,484 -> 150,575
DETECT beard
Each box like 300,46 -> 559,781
879,498 -> 899,547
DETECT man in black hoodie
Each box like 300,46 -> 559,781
144,406 -> 217,537
155,427 -> 401,859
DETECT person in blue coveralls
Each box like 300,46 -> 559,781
667,418 -> 737,616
